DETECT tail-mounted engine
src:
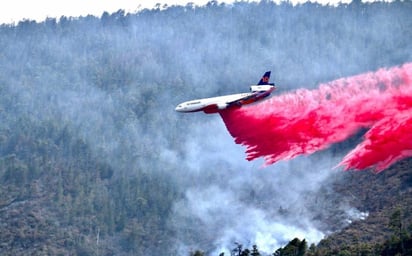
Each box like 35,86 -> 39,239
250,85 -> 274,92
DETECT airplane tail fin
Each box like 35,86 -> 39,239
258,71 -> 272,85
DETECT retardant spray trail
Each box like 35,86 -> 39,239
219,63 -> 412,172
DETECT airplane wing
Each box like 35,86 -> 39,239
225,71 -> 276,108
225,88 -> 275,109
226,92 -> 261,108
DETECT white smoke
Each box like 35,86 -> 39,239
169,117 -> 366,254
3,1 -> 410,255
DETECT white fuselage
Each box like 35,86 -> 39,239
175,83 -> 275,114
175,92 -> 253,113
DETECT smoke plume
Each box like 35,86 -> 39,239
220,63 -> 412,172
1,1 -> 411,255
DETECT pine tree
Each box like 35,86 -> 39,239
190,250 -> 204,256
297,239 -> 307,256
273,238 -> 308,256
251,244 -> 260,256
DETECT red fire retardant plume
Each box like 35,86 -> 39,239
219,63 -> 412,172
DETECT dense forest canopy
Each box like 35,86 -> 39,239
0,1 -> 411,255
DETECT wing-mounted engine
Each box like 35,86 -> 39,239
217,102 -> 228,110
203,103 -> 228,114
250,85 -> 274,92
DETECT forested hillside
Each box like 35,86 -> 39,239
0,1 -> 411,255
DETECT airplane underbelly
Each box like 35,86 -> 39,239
203,104 -> 219,114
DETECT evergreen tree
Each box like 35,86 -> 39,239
389,208 -> 406,254
240,248 -> 250,256
297,239 -> 307,256
251,244 -> 260,256
190,250 -> 205,256
273,238 -> 307,256
232,243 -> 243,256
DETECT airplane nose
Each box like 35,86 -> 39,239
175,105 -> 182,112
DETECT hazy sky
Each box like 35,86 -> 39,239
0,0 -> 215,24
0,0 -> 351,25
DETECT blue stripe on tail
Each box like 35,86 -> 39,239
258,71 -> 271,85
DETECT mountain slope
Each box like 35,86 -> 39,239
316,159 -> 412,254
0,1 -> 411,255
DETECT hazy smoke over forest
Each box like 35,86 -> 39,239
0,1 -> 411,255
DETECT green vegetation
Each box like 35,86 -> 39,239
0,0 -> 411,255
211,227 -> 412,256
274,238 -> 307,256
0,118 -> 176,254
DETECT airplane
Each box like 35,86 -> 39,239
175,71 -> 276,114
